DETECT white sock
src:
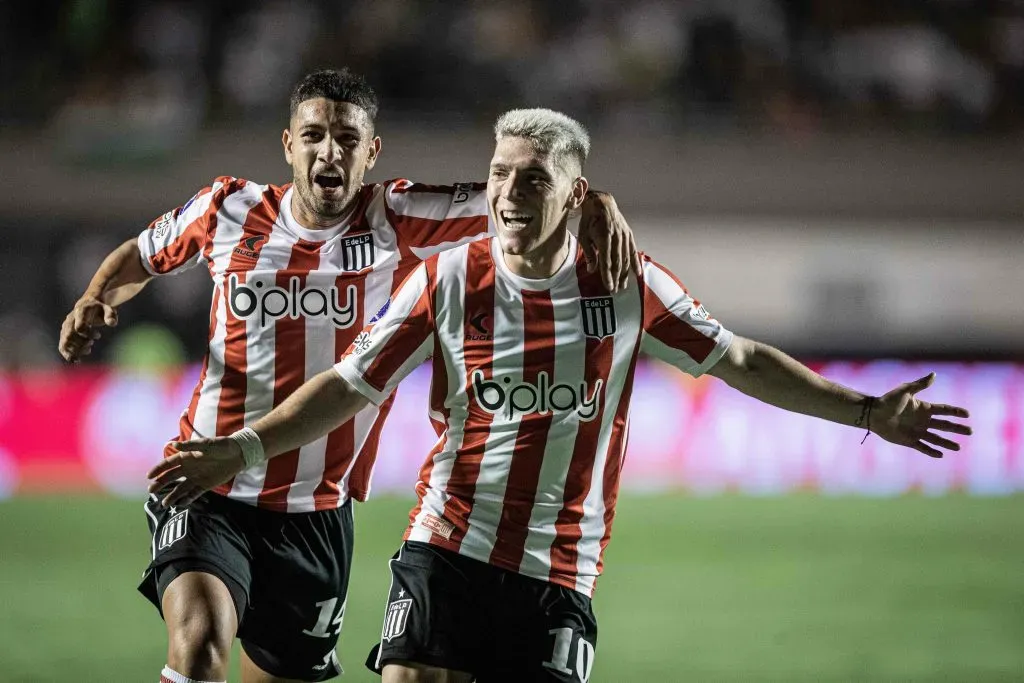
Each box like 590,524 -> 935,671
160,665 -> 225,683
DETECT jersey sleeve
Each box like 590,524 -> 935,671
639,256 -> 733,377
334,258 -> 438,405
137,176 -> 236,276
383,178 -> 492,260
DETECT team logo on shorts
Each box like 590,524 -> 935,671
158,508 -> 189,550
341,233 -> 375,272
580,296 -> 616,339
382,596 -> 412,642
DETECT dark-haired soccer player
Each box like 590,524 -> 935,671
59,70 -> 638,683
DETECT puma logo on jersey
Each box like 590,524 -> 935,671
228,273 -> 358,328
472,370 -> 603,422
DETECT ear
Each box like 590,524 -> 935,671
566,176 -> 589,211
282,128 -> 293,165
365,136 -> 382,171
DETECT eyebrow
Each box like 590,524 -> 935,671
299,124 -> 363,135
489,162 -> 552,176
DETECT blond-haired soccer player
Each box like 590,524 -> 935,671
149,108 -> 971,682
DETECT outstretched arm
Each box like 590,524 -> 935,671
707,336 -> 971,457
58,238 -> 152,362
147,369 -> 369,507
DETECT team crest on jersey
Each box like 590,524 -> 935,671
158,508 -> 189,550
580,296 -> 617,339
340,233 -> 375,272
382,597 -> 412,642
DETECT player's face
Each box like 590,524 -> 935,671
487,136 -> 587,258
283,98 -> 381,227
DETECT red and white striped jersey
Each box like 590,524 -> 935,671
138,176 -> 490,512
335,235 -> 733,595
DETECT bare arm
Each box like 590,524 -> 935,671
707,337 -> 868,425
248,370 -> 370,459
58,238 -> 153,362
708,336 -> 971,457
147,369 -> 371,507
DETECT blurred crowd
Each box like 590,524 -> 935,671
2,0 -> 1023,370
3,0 -> 1023,136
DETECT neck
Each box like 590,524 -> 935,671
290,191 -> 355,230
503,227 -> 570,279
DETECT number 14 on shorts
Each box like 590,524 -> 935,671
303,597 -> 346,638
542,627 -> 595,682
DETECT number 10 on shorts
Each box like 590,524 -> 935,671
542,627 -> 595,682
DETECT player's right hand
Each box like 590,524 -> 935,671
58,296 -> 118,362
147,438 -> 246,508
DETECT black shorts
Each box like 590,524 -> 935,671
139,491 -> 354,682
367,541 -> 598,682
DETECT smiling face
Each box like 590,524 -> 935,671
282,97 -> 380,228
487,136 -> 587,261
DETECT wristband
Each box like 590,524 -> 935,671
229,427 -> 266,468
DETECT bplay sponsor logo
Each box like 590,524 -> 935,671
472,370 -> 603,421
228,273 -> 358,328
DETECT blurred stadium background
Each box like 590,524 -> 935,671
1,1 -> 1022,680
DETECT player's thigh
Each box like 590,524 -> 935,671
238,501 -> 354,682
368,541 -> 486,676
139,492 -> 253,644
382,661 -> 474,683
161,570 -> 239,654
483,580 -> 599,683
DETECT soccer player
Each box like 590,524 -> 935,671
58,71 -> 639,683
147,108 -> 972,682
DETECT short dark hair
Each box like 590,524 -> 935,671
289,68 -> 379,121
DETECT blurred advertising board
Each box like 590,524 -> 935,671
0,361 -> 1020,498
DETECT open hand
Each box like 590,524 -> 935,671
58,296 -> 118,362
578,190 -> 643,292
147,437 -> 245,508
871,373 -> 971,458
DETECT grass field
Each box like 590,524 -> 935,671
1,494 -> 1022,682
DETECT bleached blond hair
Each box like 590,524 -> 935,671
494,108 -> 590,174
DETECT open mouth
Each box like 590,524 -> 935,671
500,210 -> 534,230
314,174 -> 344,190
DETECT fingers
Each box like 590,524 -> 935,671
616,227 -> 631,291
102,304 -> 118,327
630,232 -> 643,278
603,229 -> 621,292
929,404 -> 970,419
920,431 -> 961,452
146,454 -> 181,481
161,481 -> 203,509
912,441 -> 943,458
578,217 -> 600,274
905,372 -> 936,394
927,418 -> 972,435
148,464 -> 185,493
170,439 -> 208,453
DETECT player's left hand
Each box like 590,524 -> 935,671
578,190 -> 642,292
870,373 -> 972,457
146,437 -> 246,507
